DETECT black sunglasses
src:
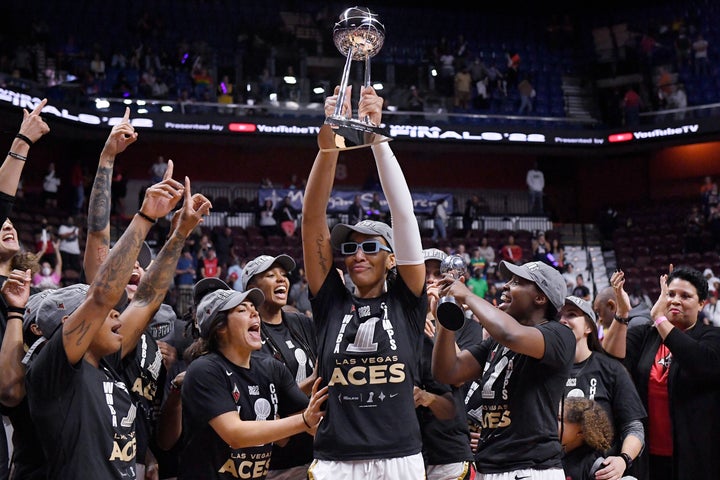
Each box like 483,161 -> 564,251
340,240 -> 392,255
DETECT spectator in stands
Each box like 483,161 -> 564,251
200,247 -> 221,279
477,236 -> 496,265
433,260 -> 574,478
604,267 -> 720,480
527,161 -> 545,215
622,86 -> 643,126
57,215 -> 81,274
71,161 -> 85,215
462,195 -> 482,239
702,292 -> 720,327
42,162 -> 60,209
347,194 -> 365,225
240,254 -> 318,479
560,397 -> 615,480
32,239 -> 62,291
453,66 -> 472,111
563,263 -> 577,294
217,74 -> 235,114
302,85 -> 428,479
559,296 -> 646,480
175,246 -> 197,317
274,195 -> 299,237
692,33 -> 710,76
212,226 -> 234,275
571,274 -> 591,301
257,198 -> 279,237
517,74 -> 535,114
149,155 -> 168,183
431,200 -> 448,242
532,231 -> 551,265
500,233 -> 524,265
405,85 -> 425,113
684,204 -> 705,253
289,266 -> 312,318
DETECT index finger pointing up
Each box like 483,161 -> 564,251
30,98 -> 48,116
122,106 -> 131,123
163,159 -> 174,181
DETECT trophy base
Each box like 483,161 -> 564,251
322,116 -> 392,151
437,297 -> 466,331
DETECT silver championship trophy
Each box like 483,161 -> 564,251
323,6 -> 391,151
436,255 -> 468,330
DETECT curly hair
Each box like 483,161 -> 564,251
667,265 -> 708,301
563,397 -> 614,452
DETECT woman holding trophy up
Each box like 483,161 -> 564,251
302,83 -> 428,479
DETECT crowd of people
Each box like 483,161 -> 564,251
1,87 -> 720,480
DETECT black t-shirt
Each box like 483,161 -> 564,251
258,311 -> 317,470
562,444 -> 605,480
310,268 -> 427,461
26,331 -> 137,479
123,332 -> 166,465
179,352 -> 308,479
565,352 -> 647,455
2,398 -> 46,479
466,321 -> 574,473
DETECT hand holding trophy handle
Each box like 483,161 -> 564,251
436,255 -> 468,331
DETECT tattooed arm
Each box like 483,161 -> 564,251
118,177 -> 211,358
63,170 -> 184,365
301,88 -> 347,295
83,107 -> 138,283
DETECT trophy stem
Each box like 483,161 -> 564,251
334,47 -> 355,118
362,56 -> 372,124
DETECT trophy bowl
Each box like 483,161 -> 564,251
436,255 -> 468,331
332,7 -> 385,61
323,6 -> 390,151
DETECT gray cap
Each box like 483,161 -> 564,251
422,248 -> 447,263
192,277 -> 231,307
240,254 -> 296,291
23,289 -> 57,333
34,284 -> 90,337
499,260 -> 566,311
331,220 -> 394,252
148,304 -> 178,341
196,288 -> 265,339
564,295 -> 597,322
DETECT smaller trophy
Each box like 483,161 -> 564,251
323,6 -> 391,151
436,255 -> 468,331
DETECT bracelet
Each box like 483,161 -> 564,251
654,316 -> 667,327
7,306 -> 26,314
7,151 -> 27,162
15,133 -> 33,147
301,410 -> 312,429
619,452 -> 633,471
6,314 -> 24,321
136,211 -> 157,224
613,314 -> 630,325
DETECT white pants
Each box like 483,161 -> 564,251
478,468 -> 565,480
308,453 -> 425,480
427,461 -> 475,480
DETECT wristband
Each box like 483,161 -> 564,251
613,314 -> 630,325
7,151 -> 27,162
301,411 -> 312,429
654,316 -> 667,327
15,133 -> 34,147
619,452 -> 633,471
6,314 -> 24,321
6,306 -> 26,314
136,211 -> 157,224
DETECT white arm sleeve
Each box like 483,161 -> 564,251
371,142 -> 423,265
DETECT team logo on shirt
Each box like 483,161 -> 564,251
233,384 -> 240,403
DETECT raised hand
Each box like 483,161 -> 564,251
1,269 -> 31,309
358,85 -> 383,126
103,107 -> 138,157
172,176 -> 212,239
139,160 -> 185,220
324,85 -> 352,118
18,98 -> 50,143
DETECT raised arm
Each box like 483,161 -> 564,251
362,86 -> 425,295
301,87 -> 348,295
119,176 -> 211,358
84,107 -> 138,282
62,171 -> 184,364
0,269 -> 31,407
0,99 -> 49,197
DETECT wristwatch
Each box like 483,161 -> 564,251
620,452 -> 633,471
